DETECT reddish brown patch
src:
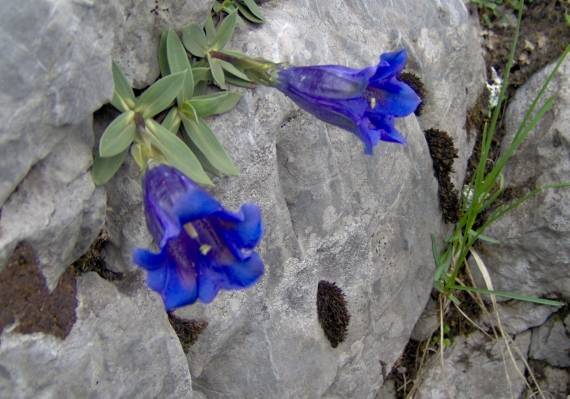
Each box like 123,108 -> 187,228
0,242 -> 77,339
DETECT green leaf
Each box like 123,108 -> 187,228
211,11 -> 237,50
192,66 -> 211,83
92,149 -> 128,185
226,74 -> 257,89
204,14 -> 217,43
99,111 -> 136,157
111,62 -> 135,112
208,55 -> 226,89
162,107 -> 181,133
136,72 -> 185,118
181,115 -> 239,176
158,31 -> 170,76
468,229 -> 500,244
187,91 -> 242,118
218,59 -> 250,81
237,2 -> 264,24
146,119 -> 213,186
182,24 -> 208,57
241,0 -> 265,21
166,30 -> 194,102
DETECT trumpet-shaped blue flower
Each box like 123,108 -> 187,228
275,49 -> 421,154
133,164 -> 264,311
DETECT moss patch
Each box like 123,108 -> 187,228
72,230 -> 123,281
424,129 -> 460,224
317,280 -> 350,348
0,242 -> 77,339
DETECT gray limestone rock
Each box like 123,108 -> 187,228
100,0 -> 485,398
0,273 -> 192,399
530,316 -> 570,368
415,331 -> 532,399
0,0 -> 116,206
478,301 -> 557,336
531,364 -> 570,399
478,61 -> 570,299
411,297 -> 440,341
111,0 -> 211,88
0,120 -> 106,290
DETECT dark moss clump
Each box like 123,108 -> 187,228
168,313 -> 208,353
0,242 -> 77,339
72,230 -> 123,281
317,280 -> 350,348
399,71 -> 426,116
424,129 -> 460,224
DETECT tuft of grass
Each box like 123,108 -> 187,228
433,0 -> 569,309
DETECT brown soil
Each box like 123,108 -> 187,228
168,313 -> 208,353
72,230 -> 123,281
0,242 -> 78,339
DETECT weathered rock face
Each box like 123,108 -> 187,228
0,0 -> 486,398
171,0 -> 482,397
0,272 -> 192,399
414,331 -> 532,399
478,61 -> 570,299
529,315 -> 570,368
111,0 -> 211,88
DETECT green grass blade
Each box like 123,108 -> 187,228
450,285 -> 564,307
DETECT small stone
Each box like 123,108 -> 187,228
530,316 -> 570,368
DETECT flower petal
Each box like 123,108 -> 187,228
133,248 -> 165,271
370,49 -> 408,83
369,78 -> 421,117
356,120 -> 381,155
367,114 -> 407,144
215,203 -> 263,250
277,65 -> 375,99
163,260 -> 198,310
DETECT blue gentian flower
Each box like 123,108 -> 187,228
275,49 -> 421,154
133,164 -> 264,311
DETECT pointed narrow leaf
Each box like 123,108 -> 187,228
99,111 -> 136,157
92,149 -> 128,185
242,0 -> 265,21
136,72 -> 185,118
182,116 -> 239,176
162,107 -> 181,133
218,59 -> 250,81
208,55 -> 226,89
111,63 -> 135,112
182,25 -> 207,57
192,66 -> 211,83
226,74 -> 257,89
166,30 -> 194,101
237,3 -> 264,24
212,12 -> 237,50
188,92 -> 242,118
146,119 -> 213,186
204,14 -> 217,43
180,101 -> 199,122
158,31 -> 170,76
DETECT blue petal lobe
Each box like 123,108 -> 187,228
224,253 -> 265,288
133,248 -> 164,271
370,49 -> 408,82
163,261 -> 198,310
370,79 -> 421,117
174,188 -> 222,224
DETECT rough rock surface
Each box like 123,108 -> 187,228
479,61 -> 570,299
530,364 -> 570,399
0,273 -> 192,399
0,0 -> 487,398
529,315 -> 570,368
415,331 -> 532,399
111,0 -> 211,87
478,301 -> 557,336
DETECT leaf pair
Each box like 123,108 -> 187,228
213,0 -> 265,24
182,12 -> 251,89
